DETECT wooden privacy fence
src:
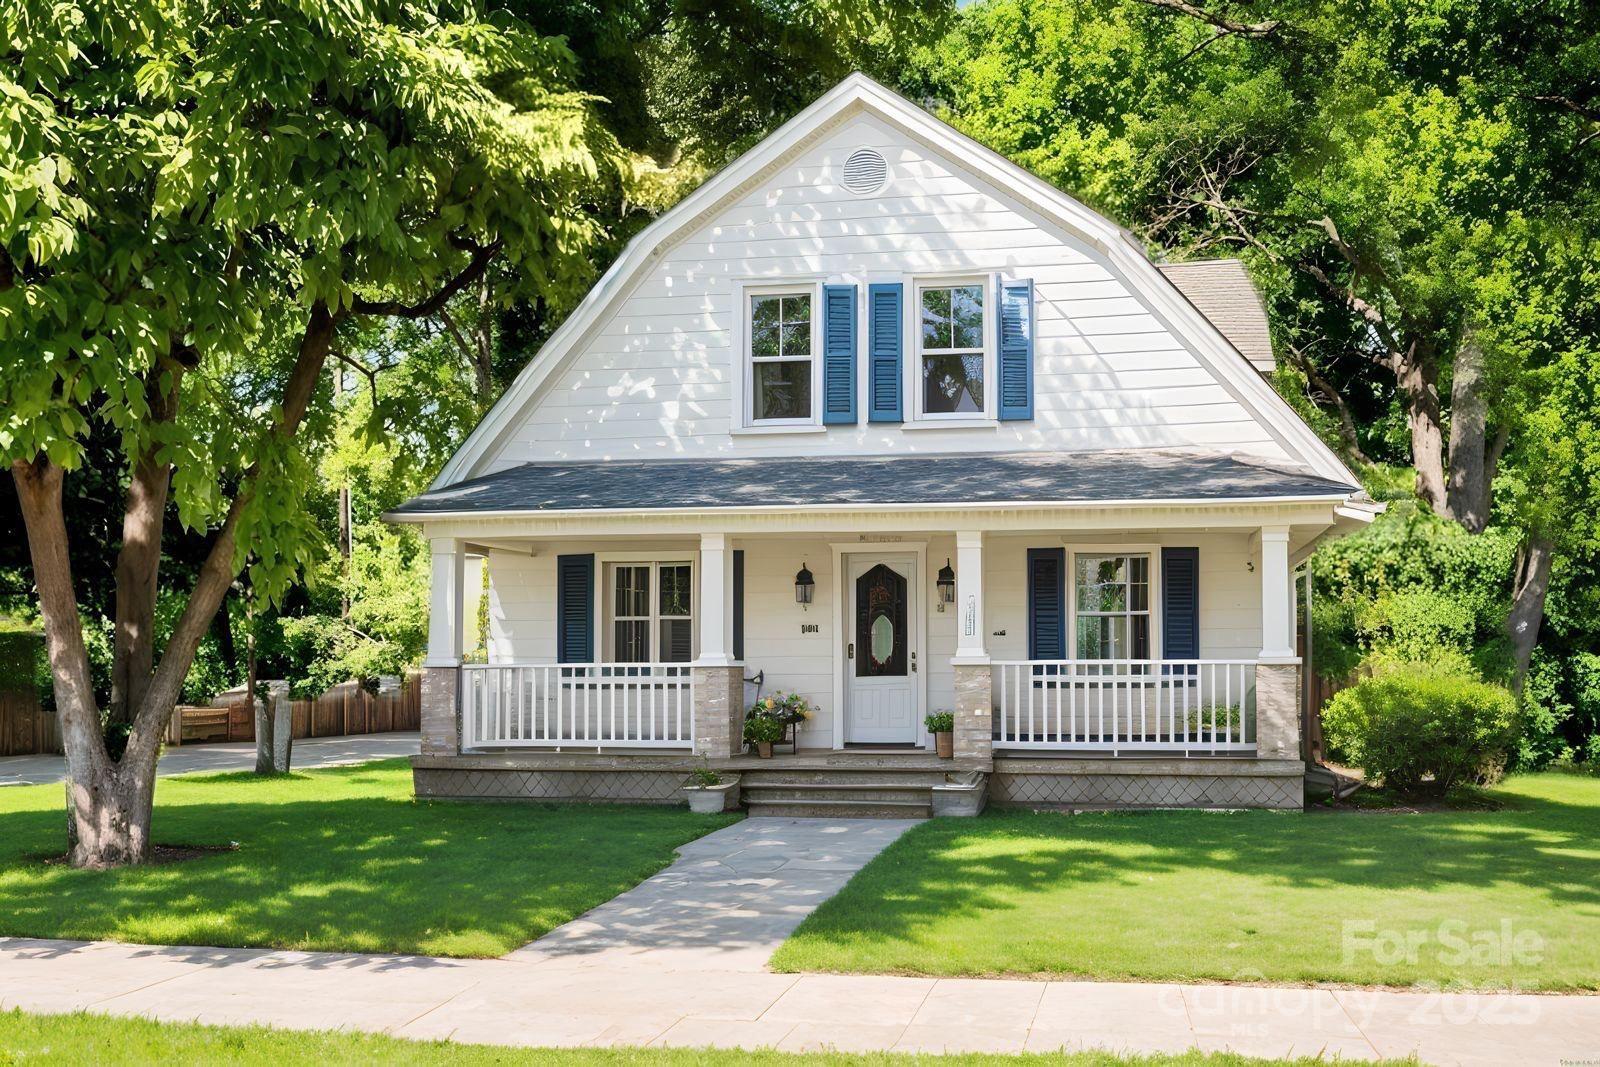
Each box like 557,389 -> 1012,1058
169,672 -> 423,746
0,688 -> 60,757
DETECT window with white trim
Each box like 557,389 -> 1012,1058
1073,553 -> 1151,660
917,282 -> 987,416
748,291 -> 814,422
608,562 -> 693,663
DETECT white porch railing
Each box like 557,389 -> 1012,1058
993,659 -> 1256,755
461,663 -> 694,750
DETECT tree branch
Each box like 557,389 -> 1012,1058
349,240 -> 502,320
1285,342 -> 1370,464
1136,0 -> 1281,37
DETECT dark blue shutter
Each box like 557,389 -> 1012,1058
732,549 -> 745,661
822,285 -> 857,424
867,282 -> 903,422
998,279 -> 1034,420
1027,548 -> 1066,660
1161,547 -> 1200,660
556,553 -> 594,663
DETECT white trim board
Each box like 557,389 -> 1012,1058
428,73 -> 1360,492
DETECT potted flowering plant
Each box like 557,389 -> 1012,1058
682,761 -> 740,813
745,691 -> 814,754
743,713 -> 784,758
925,711 -> 956,758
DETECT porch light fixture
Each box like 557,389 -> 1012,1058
936,558 -> 956,611
795,563 -> 815,607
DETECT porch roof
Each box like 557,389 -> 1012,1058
388,450 -> 1360,519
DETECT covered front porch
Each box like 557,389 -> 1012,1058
389,451 -> 1373,810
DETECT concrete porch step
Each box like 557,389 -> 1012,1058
741,781 -> 934,804
744,796 -> 932,819
738,769 -> 949,787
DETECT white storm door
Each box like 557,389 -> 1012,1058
845,555 -> 918,744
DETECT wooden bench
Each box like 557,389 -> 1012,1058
175,706 -> 231,745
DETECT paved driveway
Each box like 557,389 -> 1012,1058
0,732 -> 420,787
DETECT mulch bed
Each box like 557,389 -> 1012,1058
37,842 -> 239,866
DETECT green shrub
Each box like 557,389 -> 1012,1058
924,711 -> 954,733
1321,662 -> 1518,798
743,715 -> 784,744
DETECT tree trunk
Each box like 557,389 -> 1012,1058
1396,344 -> 1448,517
1445,335 -> 1492,532
65,759 -> 158,868
109,370 -> 182,726
1508,535 -> 1554,693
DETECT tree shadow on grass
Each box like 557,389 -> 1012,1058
0,763 -> 737,959
777,776 -> 1600,986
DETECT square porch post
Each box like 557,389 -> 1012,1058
692,532 -> 744,758
421,536 -> 465,756
1255,525 -> 1302,761
951,530 -> 993,764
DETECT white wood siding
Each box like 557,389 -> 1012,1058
481,114 -> 1289,471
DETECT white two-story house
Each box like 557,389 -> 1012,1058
387,74 -> 1376,814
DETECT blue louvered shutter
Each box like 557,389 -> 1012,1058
732,549 -> 745,661
1027,548 -> 1067,660
867,282 -> 903,422
997,279 -> 1034,420
556,554 -> 594,664
822,285 -> 857,424
1161,547 -> 1200,661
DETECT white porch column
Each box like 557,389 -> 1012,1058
1258,525 -> 1295,660
952,530 -> 987,664
692,532 -> 743,759
425,536 -> 466,667
951,531 -> 992,766
422,537 -> 465,757
696,532 -> 736,666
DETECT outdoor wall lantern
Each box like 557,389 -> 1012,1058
795,563 -> 815,607
936,558 -> 956,611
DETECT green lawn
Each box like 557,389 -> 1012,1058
771,773 -> 1600,991
0,759 -> 737,957
0,1010 -> 1394,1066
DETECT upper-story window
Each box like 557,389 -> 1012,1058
918,282 -> 987,417
749,291 -> 814,423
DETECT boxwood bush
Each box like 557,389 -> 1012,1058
1321,662 -> 1518,798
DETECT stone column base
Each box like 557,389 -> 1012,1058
1255,661 -> 1302,761
953,662 -> 994,766
421,666 -> 461,756
692,664 -> 745,759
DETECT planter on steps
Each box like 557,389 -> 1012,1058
934,730 -> 954,758
683,774 -> 741,813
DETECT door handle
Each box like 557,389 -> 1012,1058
848,643 -> 855,660
911,651 -> 918,673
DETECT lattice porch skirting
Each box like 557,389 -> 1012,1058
990,757 -> 1303,811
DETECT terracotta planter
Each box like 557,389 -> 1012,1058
756,741 -> 774,758
935,731 -> 954,758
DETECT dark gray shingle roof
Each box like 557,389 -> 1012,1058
388,450 -> 1357,517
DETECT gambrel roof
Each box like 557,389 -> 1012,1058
426,73 -> 1358,493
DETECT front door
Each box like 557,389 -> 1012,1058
845,555 -> 918,744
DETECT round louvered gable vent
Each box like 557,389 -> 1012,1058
841,148 -> 888,194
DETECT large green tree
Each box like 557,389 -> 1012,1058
909,0 -> 1600,687
1,0 -> 616,866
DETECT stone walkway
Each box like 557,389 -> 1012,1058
511,817 -> 919,971
0,732 -> 420,786
0,817 -> 1595,1064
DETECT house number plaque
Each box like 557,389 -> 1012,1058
800,623 -> 820,634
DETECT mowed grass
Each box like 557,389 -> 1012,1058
772,773 -> 1600,991
0,1010 -> 1400,1066
0,759 -> 737,957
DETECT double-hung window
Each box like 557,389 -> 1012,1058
1073,553 -> 1152,662
748,291 -> 814,423
608,562 -> 693,663
917,282 -> 987,417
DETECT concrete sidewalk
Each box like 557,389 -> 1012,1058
3,936 -> 1594,1062
1,818 -> 1595,1063
0,731 -> 419,786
